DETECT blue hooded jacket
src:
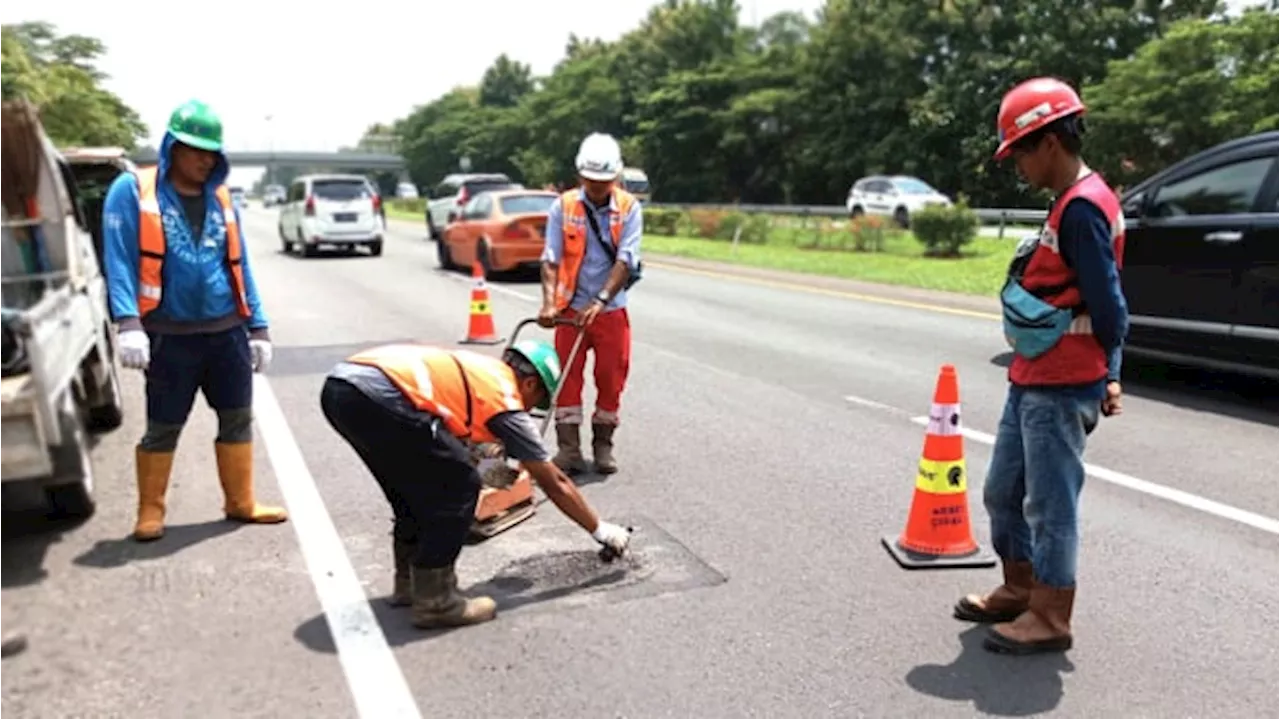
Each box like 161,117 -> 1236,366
102,131 -> 269,332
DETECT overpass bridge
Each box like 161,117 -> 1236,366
127,149 -> 405,170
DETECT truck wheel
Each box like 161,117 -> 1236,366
45,411 -> 96,521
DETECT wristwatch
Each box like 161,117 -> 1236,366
595,289 -> 611,305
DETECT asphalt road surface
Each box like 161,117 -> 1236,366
3,205 -> 1276,719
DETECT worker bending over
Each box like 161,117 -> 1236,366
319,338 -> 633,628
102,99 -> 285,542
538,132 -> 644,475
955,77 -> 1128,655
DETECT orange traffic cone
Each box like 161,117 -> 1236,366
882,364 -> 995,570
459,260 -> 504,345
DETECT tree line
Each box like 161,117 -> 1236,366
1,22 -> 147,149
366,0 -> 1278,209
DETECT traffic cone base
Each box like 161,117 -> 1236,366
883,364 -> 996,571
459,260 -> 505,345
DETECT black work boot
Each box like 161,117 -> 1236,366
592,423 -> 618,474
552,423 -> 588,474
2,631 -> 28,659
388,538 -> 414,607
409,565 -> 497,629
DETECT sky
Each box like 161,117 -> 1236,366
2,0 -> 1260,188
2,0 -> 825,187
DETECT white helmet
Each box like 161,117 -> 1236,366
575,132 -> 623,181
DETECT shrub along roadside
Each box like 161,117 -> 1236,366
639,203 -> 1010,296
378,197 -> 1011,296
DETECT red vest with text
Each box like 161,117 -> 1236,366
1009,172 -> 1125,387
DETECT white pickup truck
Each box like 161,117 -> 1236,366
1,101 -> 127,520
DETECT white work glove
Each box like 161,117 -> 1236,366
591,521 -> 633,561
118,329 -> 150,370
249,339 -> 273,373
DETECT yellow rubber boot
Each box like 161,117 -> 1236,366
215,441 -> 288,524
133,448 -> 174,541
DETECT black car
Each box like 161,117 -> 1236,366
1118,131 -> 1278,379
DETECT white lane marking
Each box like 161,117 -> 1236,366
253,375 -> 423,719
842,394 -> 905,415
440,270 -> 537,301
907,414 -> 1280,535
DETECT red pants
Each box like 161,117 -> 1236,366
553,307 -> 631,426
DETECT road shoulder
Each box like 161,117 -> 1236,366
643,254 -> 1003,317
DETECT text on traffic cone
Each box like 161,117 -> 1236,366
882,364 -> 995,570
459,259 -> 504,345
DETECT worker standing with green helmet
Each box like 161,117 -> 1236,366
319,337 -> 633,629
102,99 -> 285,543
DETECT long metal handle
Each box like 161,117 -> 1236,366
1204,230 -> 1243,244
538,327 -> 586,437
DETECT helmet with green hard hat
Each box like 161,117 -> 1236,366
503,339 -> 561,410
167,99 -> 224,152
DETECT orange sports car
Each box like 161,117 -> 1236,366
437,189 -> 558,277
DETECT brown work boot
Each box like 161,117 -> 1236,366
133,448 -> 174,542
592,423 -> 618,474
0,629 -> 28,660
409,565 -> 497,629
388,538 -> 415,607
954,559 -> 1033,623
984,581 -> 1076,655
552,423 -> 588,474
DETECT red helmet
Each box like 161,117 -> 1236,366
993,77 -> 1086,161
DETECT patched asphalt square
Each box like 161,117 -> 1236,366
455,514 -> 726,617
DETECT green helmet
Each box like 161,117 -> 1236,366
167,99 -> 223,152
505,339 -> 561,410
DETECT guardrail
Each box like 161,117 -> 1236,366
644,202 -> 1048,238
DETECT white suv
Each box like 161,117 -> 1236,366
278,174 -> 384,257
846,175 -> 952,228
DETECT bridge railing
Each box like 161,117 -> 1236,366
642,201 -> 1047,238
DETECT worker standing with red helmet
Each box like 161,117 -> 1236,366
953,77 -> 1129,655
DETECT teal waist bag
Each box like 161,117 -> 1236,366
1000,277 -> 1074,360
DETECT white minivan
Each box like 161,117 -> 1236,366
278,174 -> 384,257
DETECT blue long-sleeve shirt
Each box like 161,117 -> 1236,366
102,130 -> 269,336
540,188 -> 643,311
1058,197 -> 1129,382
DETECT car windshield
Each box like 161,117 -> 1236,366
313,179 -> 371,201
893,178 -> 936,195
467,179 -> 514,194
499,194 -> 557,215
623,179 -> 650,193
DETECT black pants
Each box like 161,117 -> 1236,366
320,377 -> 480,569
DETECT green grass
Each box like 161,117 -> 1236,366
383,204 -> 422,221
642,231 -> 1011,296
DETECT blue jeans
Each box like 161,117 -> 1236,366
983,386 -> 1100,588
145,326 -> 254,425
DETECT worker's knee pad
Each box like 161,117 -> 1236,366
216,407 -> 254,444
139,421 -> 184,453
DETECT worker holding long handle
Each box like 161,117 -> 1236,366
102,99 -> 285,542
319,338 -> 632,628
538,132 -> 644,475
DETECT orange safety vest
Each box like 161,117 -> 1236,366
552,186 -> 637,311
1008,172 -> 1126,387
344,344 -> 526,444
134,166 -> 251,319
